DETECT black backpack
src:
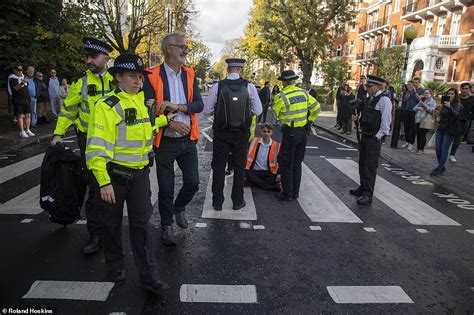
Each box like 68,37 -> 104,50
214,78 -> 252,131
40,144 -> 84,225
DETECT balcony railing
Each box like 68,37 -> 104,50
403,0 -> 442,15
358,16 -> 390,34
355,50 -> 380,61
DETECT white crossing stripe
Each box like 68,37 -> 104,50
0,153 -> 44,184
76,220 -> 87,225
466,230 -> 474,234
200,130 -> 213,142
327,159 -> 460,226
179,284 -> 257,303
327,286 -> 414,304
21,219 -> 34,223
416,228 -> 429,233
23,280 -> 114,301
0,186 -> 42,214
309,225 -> 322,231
195,222 -> 207,228
253,225 -> 265,230
317,134 -> 352,148
364,227 -> 376,232
202,172 -> 257,221
337,148 -> 358,151
239,222 -> 252,229
306,146 -> 319,149
298,163 -> 362,223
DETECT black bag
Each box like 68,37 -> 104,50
214,78 -> 252,131
449,111 -> 468,136
40,144 -> 84,225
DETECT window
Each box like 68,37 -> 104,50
383,33 -> 389,48
337,45 -> 342,56
349,41 -> 355,55
394,0 -> 400,11
435,57 -> 444,70
390,26 -> 398,47
351,18 -> 356,31
451,59 -> 457,82
342,43 -> 347,56
425,19 -> 433,37
450,12 -> 461,35
437,16 -> 446,36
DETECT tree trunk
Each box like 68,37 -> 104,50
300,57 -> 313,83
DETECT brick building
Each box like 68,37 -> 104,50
332,0 -> 473,87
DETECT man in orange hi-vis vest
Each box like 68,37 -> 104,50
143,32 -> 203,246
245,123 -> 281,192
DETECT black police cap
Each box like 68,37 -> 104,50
108,53 -> 151,76
225,58 -> 246,68
278,70 -> 299,81
83,37 -> 113,55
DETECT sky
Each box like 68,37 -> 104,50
191,0 -> 253,62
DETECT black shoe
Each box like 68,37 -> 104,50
161,226 -> 176,246
293,194 -> 299,199
109,269 -> 126,283
357,196 -> 373,205
349,189 -> 362,197
212,203 -> 222,211
276,193 -> 293,202
430,168 -> 442,176
175,211 -> 188,229
142,280 -> 170,295
82,236 -> 102,255
225,169 -> 233,176
233,200 -> 246,210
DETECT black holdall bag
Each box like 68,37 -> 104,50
214,78 -> 252,131
40,144 -> 84,225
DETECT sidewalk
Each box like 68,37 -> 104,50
315,111 -> 474,200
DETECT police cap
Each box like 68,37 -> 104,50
366,75 -> 385,86
278,70 -> 299,81
83,37 -> 113,56
108,53 -> 152,76
225,58 -> 246,68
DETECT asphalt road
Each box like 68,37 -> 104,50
0,111 -> 473,314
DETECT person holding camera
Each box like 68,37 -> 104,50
350,75 -> 392,205
413,89 -> 436,154
430,88 -> 462,176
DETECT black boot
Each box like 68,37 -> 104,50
82,236 -> 102,255
161,225 -> 176,246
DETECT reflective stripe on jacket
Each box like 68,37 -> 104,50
273,84 -> 321,128
146,64 -> 199,147
85,89 -> 168,187
246,137 -> 280,174
54,70 -> 114,135
249,115 -> 257,142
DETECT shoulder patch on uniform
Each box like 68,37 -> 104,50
104,95 -> 120,107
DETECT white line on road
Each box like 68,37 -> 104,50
0,153 -> 45,184
311,126 -> 318,136
253,225 -> 265,230
23,281 -> 114,301
76,220 -> 87,225
416,228 -> 429,233
200,130 -> 213,143
179,284 -> 257,303
466,230 -> 474,234
0,186 -> 43,214
21,219 -> 34,223
202,172 -> 257,221
306,146 -> 319,149
327,286 -> 414,304
239,222 -> 252,229
201,125 -> 212,131
337,148 -> 358,151
207,117 -> 214,122
327,159 -> 460,226
317,134 -> 353,148
195,222 -> 207,228
309,225 -> 322,231
364,227 -> 376,232
298,163 -> 362,223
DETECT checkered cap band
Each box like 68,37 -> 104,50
114,63 -> 137,70
367,78 -> 384,85
85,41 -> 110,54
227,62 -> 244,67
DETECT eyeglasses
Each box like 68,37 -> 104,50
169,44 -> 190,53
261,130 -> 272,133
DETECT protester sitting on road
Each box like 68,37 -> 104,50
413,89 -> 436,154
431,88 -> 462,176
245,123 -> 281,192
449,82 -> 474,162
9,65 -> 34,138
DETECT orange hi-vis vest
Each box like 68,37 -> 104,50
246,137 -> 280,174
146,64 -> 199,147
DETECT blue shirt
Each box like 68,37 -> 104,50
27,76 -> 36,98
48,77 -> 60,97
406,87 -> 425,111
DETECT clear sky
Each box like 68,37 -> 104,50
192,0 -> 253,62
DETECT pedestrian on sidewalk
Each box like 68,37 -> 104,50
58,78 -> 69,110
335,82 -> 346,130
245,123 -> 281,192
26,66 -> 39,128
413,89 -> 436,154
430,88 -> 462,176
204,57 -> 262,211
449,82 -> 474,162
86,53 -> 172,295
350,75 -> 392,205
356,75 -> 367,102
35,72 -> 50,124
273,70 -> 321,201
51,37 -> 114,255
340,86 -> 355,134
47,68 -> 61,118
7,71 -> 17,122
9,66 -> 34,138
402,78 -> 424,150
258,81 -> 271,124
144,32 -> 203,246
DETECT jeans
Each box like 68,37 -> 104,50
49,95 -> 61,117
154,137 -> 200,227
29,97 -> 37,126
435,129 -> 455,171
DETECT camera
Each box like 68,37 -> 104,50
441,95 -> 450,103
348,98 -> 364,110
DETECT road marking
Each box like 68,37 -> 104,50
0,186 -> 43,214
253,225 -> 265,230
239,222 -> 252,229
364,227 -> 376,232
21,219 -> 34,223
207,117 -> 214,122
76,220 -> 87,225
317,134 -> 353,148
200,130 -> 213,143
23,280 -> 114,301
62,140 -> 75,143
345,157 -> 352,159
306,146 -> 319,149
327,286 -> 414,304
311,125 -> 317,136
416,228 -> 429,233
0,153 -> 44,184
298,163 -> 362,223
202,172 -> 257,221
337,148 -> 358,151
179,284 -> 257,303
466,230 -> 474,234
327,159 -> 460,226
195,222 -> 207,228
309,225 -> 322,231
201,125 -> 212,131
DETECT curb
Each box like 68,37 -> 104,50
315,124 -> 359,147
0,129 -> 75,155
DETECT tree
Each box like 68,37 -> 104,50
244,0 -> 353,82
422,81 -> 450,103
374,46 -> 405,94
318,58 -> 347,107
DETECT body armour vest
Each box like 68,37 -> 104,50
360,92 -> 387,136
214,78 -> 252,131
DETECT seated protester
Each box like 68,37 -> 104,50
245,123 -> 281,191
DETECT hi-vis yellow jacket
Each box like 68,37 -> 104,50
273,84 -> 321,128
85,88 -> 168,187
54,70 -> 114,135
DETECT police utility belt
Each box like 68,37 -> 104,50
281,121 -> 306,136
106,159 -> 153,180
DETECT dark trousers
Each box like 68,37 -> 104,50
77,131 -> 103,238
154,137 -> 200,227
259,103 -> 269,123
342,119 -> 352,133
212,129 -> 249,206
101,166 -> 160,285
245,169 -> 279,191
280,126 -> 307,197
416,123 -> 429,151
358,135 -> 382,197
403,111 -> 416,144
451,134 -> 462,156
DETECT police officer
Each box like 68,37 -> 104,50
51,37 -> 114,255
204,58 -> 262,210
273,70 -> 321,201
86,54 -> 174,294
350,75 -> 392,205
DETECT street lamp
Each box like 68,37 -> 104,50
390,25 -> 418,148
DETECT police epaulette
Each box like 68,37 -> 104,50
104,95 -> 120,107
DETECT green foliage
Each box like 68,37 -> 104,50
422,81 -> 450,101
374,46 -> 405,94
